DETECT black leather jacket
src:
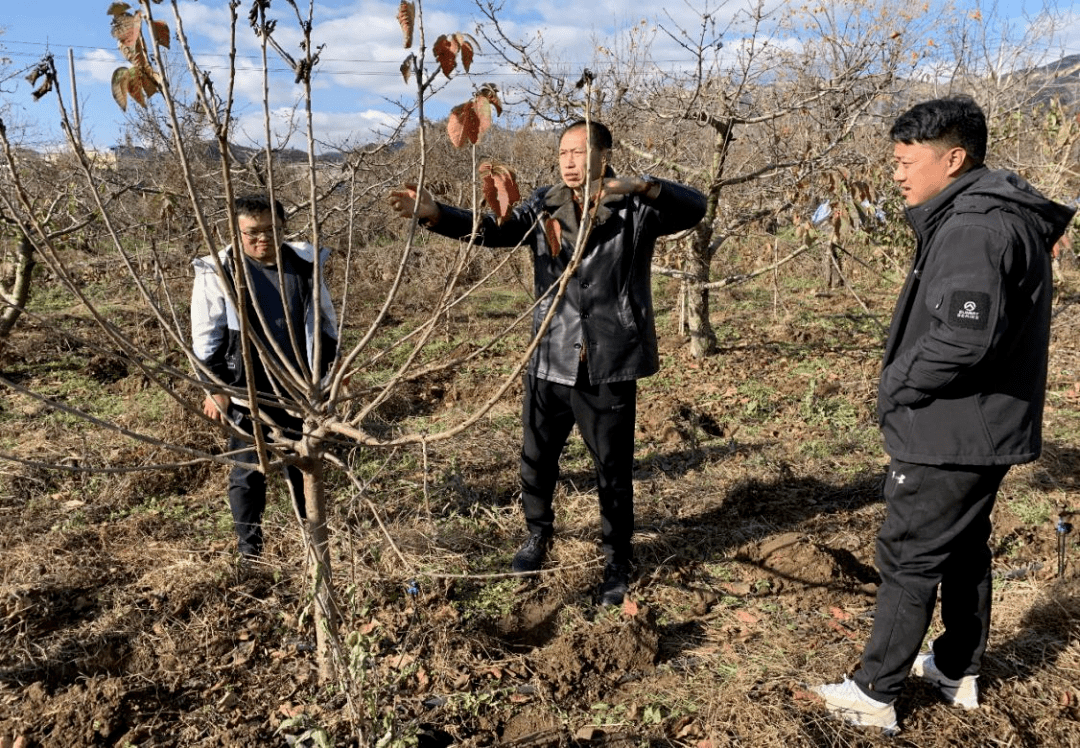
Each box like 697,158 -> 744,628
428,176 -> 707,385
879,166 -> 1074,465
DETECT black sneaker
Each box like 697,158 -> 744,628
597,562 -> 632,606
511,533 -> 550,573
238,544 -> 261,561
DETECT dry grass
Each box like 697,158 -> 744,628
1,254 -> 1079,746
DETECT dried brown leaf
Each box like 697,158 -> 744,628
544,218 -> 562,257
111,67 -> 130,111
479,161 -> 520,224
472,95 -> 494,141
477,83 -> 502,116
110,9 -> 142,54
397,1 -> 415,48
125,65 -> 159,108
455,32 -> 478,72
433,34 -> 458,78
447,100 -> 479,147
150,19 -> 171,49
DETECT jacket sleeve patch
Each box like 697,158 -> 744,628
948,290 -> 992,330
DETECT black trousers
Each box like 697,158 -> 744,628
855,458 -> 1009,701
519,369 -> 638,564
227,406 -> 306,556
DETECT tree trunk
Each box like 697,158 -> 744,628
821,243 -> 843,289
0,233 -> 35,339
684,122 -> 731,360
686,238 -> 717,359
302,449 -> 339,683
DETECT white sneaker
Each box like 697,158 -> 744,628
813,677 -> 899,734
911,653 -> 979,709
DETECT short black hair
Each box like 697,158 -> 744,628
560,119 -> 613,151
889,97 -> 987,165
234,194 -> 287,223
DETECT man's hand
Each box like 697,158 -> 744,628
595,176 -> 662,200
203,393 -> 230,421
389,184 -> 440,223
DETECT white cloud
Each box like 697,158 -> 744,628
231,106 -> 401,151
309,107 -> 403,145
82,48 -> 122,84
173,1 -> 240,48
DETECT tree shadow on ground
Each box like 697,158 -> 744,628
1030,441 -> 1080,494
430,430 -> 770,520
636,468 -> 885,564
0,630 -> 133,687
632,468 -> 885,662
470,444 -> 886,654
975,576 -> 1080,747
985,576 -> 1080,685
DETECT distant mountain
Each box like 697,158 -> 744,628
1029,53 -> 1080,79
201,141 -> 345,165
109,140 -> 345,165
1014,53 -> 1080,105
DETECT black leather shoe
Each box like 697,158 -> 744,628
597,562 -> 632,606
511,533 -> 550,573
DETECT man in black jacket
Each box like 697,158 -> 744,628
390,120 -> 706,604
815,98 -> 1075,732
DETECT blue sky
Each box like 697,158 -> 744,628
1,0 -> 1077,153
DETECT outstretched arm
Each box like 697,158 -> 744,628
389,184 -> 440,224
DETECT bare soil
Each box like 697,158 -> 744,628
2,260 -> 1080,747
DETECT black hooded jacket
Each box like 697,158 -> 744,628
878,165 -> 1075,465
428,176 -> 707,385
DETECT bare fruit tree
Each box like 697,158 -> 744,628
0,1 -> 548,713
478,0 -> 1077,357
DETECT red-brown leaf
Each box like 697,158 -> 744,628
455,33 -> 476,72
135,65 -> 160,99
132,36 -> 151,67
544,218 -> 562,257
127,74 -> 147,108
123,64 -> 159,109
111,67 -> 130,111
477,83 -> 502,116
433,34 -> 458,78
471,95 -> 494,142
106,2 -> 132,18
447,100 -> 479,147
396,1 -> 415,48
150,19 -> 171,49
735,610 -> 759,625
479,161 -> 520,224
825,618 -> 860,640
110,9 -> 142,53
400,54 -> 414,84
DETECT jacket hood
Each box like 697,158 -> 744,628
913,166 -> 1076,249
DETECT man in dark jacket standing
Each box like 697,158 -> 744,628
815,98 -> 1075,732
390,120 -> 706,605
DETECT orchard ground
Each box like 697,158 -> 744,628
1,245 -> 1080,747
